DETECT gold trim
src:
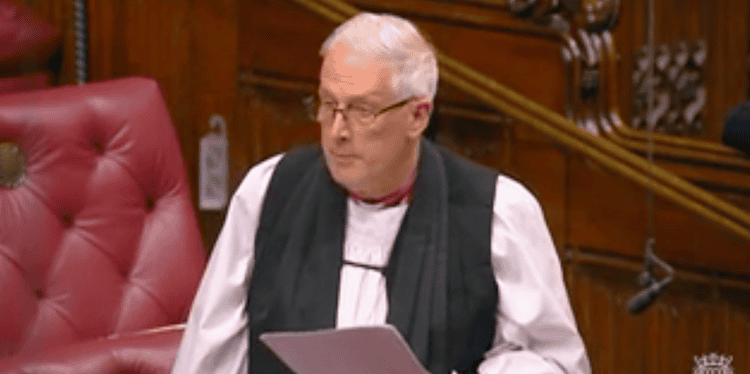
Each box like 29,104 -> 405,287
315,0 -> 359,16
299,0 -> 349,23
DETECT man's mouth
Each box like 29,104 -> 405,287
329,151 -> 357,159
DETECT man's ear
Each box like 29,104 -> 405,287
407,100 -> 432,138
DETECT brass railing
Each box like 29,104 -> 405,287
288,0 -> 750,242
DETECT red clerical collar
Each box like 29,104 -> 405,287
348,170 -> 416,207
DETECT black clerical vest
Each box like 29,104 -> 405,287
246,139 -> 499,374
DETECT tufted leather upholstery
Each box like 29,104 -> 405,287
0,77 -> 206,362
0,0 -> 60,94
0,327 -> 184,374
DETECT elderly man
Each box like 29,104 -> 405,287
172,12 -> 590,374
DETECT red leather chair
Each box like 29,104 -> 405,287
0,77 -> 207,373
0,0 -> 60,94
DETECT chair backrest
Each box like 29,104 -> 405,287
0,0 -> 60,95
0,77 -> 207,357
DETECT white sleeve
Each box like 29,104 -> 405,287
171,154 -> 284,374
478,176 -> 591,374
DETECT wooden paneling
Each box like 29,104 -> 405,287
509,140 -> 569,251
613,0 -> 749,141
567,153 -> 649,254
14,0 -> 75,85
240,0 -> 569,114
240,83 -> 319,162
567,152 -> 750,276
420,20 -> 568,115
566,258 -> 750,374
238,0 -> 331,79
235,0 -> 750,272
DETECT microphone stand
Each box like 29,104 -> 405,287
626,238 -> 674,314
627,0 -> 674,315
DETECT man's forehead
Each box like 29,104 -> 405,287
319,43 -> 392,100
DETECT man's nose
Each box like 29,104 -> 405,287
330,110 -> 350,140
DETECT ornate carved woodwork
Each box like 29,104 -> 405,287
631,40 -> 707,136
575,0 -> 620,32
574,29 -> 603,135
505,0 -> 620,32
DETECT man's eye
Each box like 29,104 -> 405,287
322,101 -> 336,108
351,105 -> 371,114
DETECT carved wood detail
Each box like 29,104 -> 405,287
631,40 -> 707,136
503,0 -> 620,32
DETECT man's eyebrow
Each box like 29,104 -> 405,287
317,91 -> 382,105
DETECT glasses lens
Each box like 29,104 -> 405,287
304,96 -> 381,125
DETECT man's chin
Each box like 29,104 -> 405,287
330,173 -> 361,192
325,164 -> 360,191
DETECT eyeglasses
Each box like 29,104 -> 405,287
304,95 -> 413,126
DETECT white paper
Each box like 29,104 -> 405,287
259,324 -> 430,374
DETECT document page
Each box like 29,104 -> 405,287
259,324 -> 430,374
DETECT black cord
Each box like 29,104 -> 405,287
342,259 -> 385,273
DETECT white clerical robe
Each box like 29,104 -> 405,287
171,154 -> 591,374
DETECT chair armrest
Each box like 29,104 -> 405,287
0,71 -> 53,95
0,325 -> 185,374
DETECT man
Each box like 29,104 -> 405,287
172,12 -> 590,374
722,101 -> 750,157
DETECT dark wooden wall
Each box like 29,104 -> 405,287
13,0 -> 76,85
614,0 -> 749,141
14,0 -> 750,372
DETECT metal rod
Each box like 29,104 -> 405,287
74,0 -> 87,85
646,0 -> 656,244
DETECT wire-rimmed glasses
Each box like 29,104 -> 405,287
304,95 -> 413,126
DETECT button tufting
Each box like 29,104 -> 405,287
61,214 -> 73,228
0,141 -> 26,188
120,265 -> 131,279
91,140 -> 104,154
0,3 -> 17,19
34,288 -> 44,299
145,196 -> 155,211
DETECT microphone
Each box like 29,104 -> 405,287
627,280 -> 666,314
626,239 -> 674,314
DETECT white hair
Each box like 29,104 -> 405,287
320,12 -> 438,101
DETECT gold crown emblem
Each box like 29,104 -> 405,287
693,353 -> 733,374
